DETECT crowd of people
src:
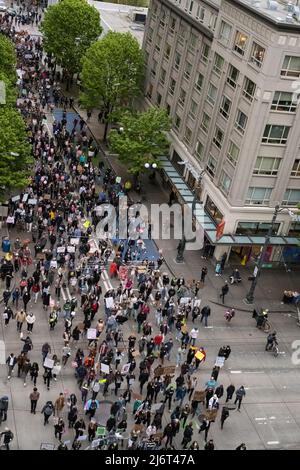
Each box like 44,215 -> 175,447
0,1 -> 249,451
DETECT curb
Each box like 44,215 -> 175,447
208,299 -> 296,314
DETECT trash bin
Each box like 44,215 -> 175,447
2,238 -> 11,253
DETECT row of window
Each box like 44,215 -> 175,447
246,188 -> 300,206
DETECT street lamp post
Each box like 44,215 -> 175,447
244,204 -> 295,304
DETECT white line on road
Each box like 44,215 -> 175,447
267,441 -> 280,445
230,370 -> 242,374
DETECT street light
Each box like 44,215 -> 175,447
244,204 -> 295,304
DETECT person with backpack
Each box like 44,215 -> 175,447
41,401 -> 54,425
181,422 -> 194,449
0,428 -> 14,450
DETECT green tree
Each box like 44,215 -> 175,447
0,107 -> 33,201
0,33 -> 17,82
109,107 -> 171,178
40,0 -> 102,84
80,31 -> 144,141
0,72 -> 17,107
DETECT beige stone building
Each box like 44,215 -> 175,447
143,0 -> 300,263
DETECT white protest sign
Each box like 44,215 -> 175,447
28,199 -> 37,205
44,358 -> 54,369
121,363 -> 131,375
6,216 -> 15,224
100,363 -> 110,374
214,356 -> 225,368
70,238 -> 80,245
87,328 -> 97,340
11,195 -> 20,202
22,194 -> 29,202
77,435 -> 88,442
67,245 -> 76,253
105,297 -> 114,309
57,247 -> 66,253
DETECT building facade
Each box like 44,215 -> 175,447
143,0 -> 300,264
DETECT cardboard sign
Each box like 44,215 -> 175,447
57,247 -> 66,253
67,245 -> 76,253
193,390 -> 206,402
77,435 -> 88,442
6,216 -> 15,224
205,409 -> 218,422
105,297 -> 114,309
52,365 -> 61,375
96,427 -> 106,437
116,176 -> 121,184
43,358 -> 54,369
22,194 -> 29,202
100,363 -> 110,374
194,299 -> 201,307
40,443 -> 55,450
11,195 -> 20,202
121,363 -> 131,375
180,297 -> 191,305
154,365 -> 176,376
87,328 -> 97,340
91,439 -> 101,448
28,198 -> 37,205
195,351 -> 205,361
70,238 -> 80,245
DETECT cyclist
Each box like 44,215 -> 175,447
265,331 -> 277,351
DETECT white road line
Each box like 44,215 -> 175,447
61,288 -> 66,301
255,418 -> 267,421
267,441 -> 280,445
230,370 -> 242,374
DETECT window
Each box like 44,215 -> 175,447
169,78 -> 176,95
147,27 -> 153,44
227,141 -> 239,166
209,14 -> 217,31
234,31 -> 248,56
219,21 -> 232,45
155,36 -> 162,52
170,17 -> 176,33
157,93 -> 162,106
250,42 -> 265,68
166,104 -> 171,115
213,53 -> 224,76
195,73 -> 203,92
236,221 -> 280,236
160,68 -> 166,85
160,9 -> 166,27
289,222 -> 300,237
242,77 -> 256,102
206,154 -> 217,177
189,0 -> 194,13
178,26 -> 186,45
164,44 -> 171,60
184,62 -> 192,80
196,5 -> 205,21
253,157 -> 280,175
174,52 -> 181,70
291,159 -> 300,177
235,110 -> 248,134
195,140 -> 204,160
281,56 -> 300,78
184,127 -> 192,144
282,189 -> 300,206
174,114 -> 181,131
151,60 -> 157,77
262,125 -> 290,144
200,113 -> 210,133
227,65 -> 239,88
220,96 -> 231,119
189,99 -> 198,119
219,171 -> 232,195
213,127 -> 224,149
246,187 -> 272,205
207,82 -> 217,105
178,89 -> 186,106
271,91 -> 297,112
201,44 -> 210,63
190,32 -> 197,52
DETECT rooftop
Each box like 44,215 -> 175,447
88,1 -> 147,45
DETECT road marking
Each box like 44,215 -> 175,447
267,441 -> 280,445
255,418 -> 267,421
66,287 -> 72,300
61,288 -> 66,301
230,370 -> 242,374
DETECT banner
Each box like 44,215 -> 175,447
216,219 -> 225,241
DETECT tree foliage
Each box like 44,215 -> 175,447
109,107 -> 171,175
80,31 -> 144,114
40,0 -> 102,74
0,33 -> 17,82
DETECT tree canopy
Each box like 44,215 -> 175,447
109,107 -> 171,175
0,34 -> 33,200
40,0 -> 102,75
80,31 -> 144,138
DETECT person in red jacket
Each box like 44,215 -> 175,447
154,333 -> 164,351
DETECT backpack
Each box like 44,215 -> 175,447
44,405 -> 53,416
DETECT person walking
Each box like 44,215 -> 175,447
16,310 -> 26,332
220,282 -> 229,304
42,343 -> 51,363
43,368 -> 52,390
29,387 -> 40,414
26,312 -> 36,333
234,386 -> 246,411
54,393 -> 65,417
22,359 -> 31,386
201,267 -> 208,283
6,353 -> 17,380
41,401 -> 54,425
0,428 -> 14,450
54,418 -> 65,440
204,439 -> 215,450
0,396 -> 9,424
84,398 -> 100,419
200,305 -> 211,327
181,422 -> 193,449
226,384 -> 235,402
220,406 -> 230,429
236,443 -> 247,450
198,418 -> 210,441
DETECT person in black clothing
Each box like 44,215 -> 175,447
181,422 -> 193,449
204,439 -> 215,450
220,282 -> 229,304
226,384 -> 235,402
163,423 -> 175,447
164,386 -> 175,411
0,428 -> 14,450
220,406 -> 230,430
74,418 -> 86,439
198,418 -> 210,441
236,443 -> 247,450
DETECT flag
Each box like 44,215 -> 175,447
216,219 -> 225,240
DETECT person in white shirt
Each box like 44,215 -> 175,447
146,424 -> 157,439
189,328 -> 199,347
26,313 -> 36,333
